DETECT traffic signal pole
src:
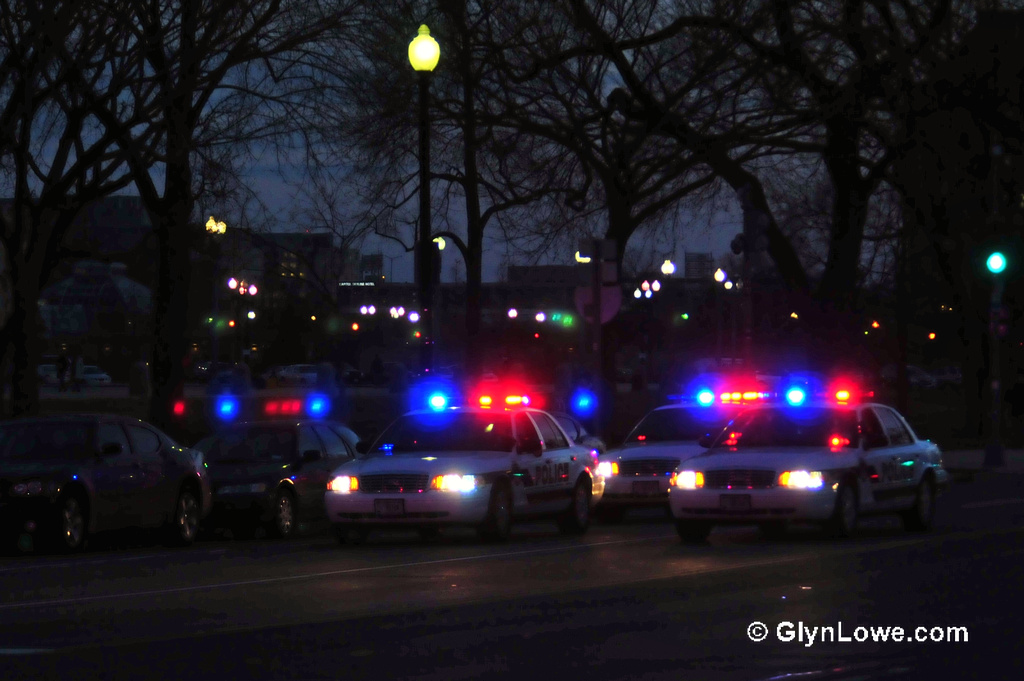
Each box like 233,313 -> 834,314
985,276 -> 1005,467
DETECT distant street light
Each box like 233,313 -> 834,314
660,259 -> 676,276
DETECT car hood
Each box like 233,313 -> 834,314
341,451 -> 510,476
679,446 -> 856,472
604,441 -> 708,463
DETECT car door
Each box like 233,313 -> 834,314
291,425 -> 330,516
311,424 -> 355,516
529,411 -> 577,509
92,421 -> 140,530
512,411 -> 559,513
859,406 -> 901,511
125,423 -> 177,527
873,406 -> 920,507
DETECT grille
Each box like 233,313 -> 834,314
704,469 -> 775,489
360,474 -> 430,493
619,459 -> 677,476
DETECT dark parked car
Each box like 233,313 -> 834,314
0,414 -> 211,553
193,420 -> 359,538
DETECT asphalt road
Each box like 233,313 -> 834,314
2,472 -> 1023,681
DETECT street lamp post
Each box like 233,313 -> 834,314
205,216 -> 226,367
985,250 -> 1007,467
409,25 -> 440,374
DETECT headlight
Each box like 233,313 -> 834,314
778,471 -> 824,489
430,474 -> 477,492
327,476 -> 358,493
596,461 -> 618,477
674,471 -> 704,489
218,483 -> 268,494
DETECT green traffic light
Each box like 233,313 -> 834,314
987,252 -> 1007,274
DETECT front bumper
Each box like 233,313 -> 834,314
599,475 -> 672,507
208,491 -> 274,525
669,485 -> 838,523
0,498 -> 59,537
325,487 -> 491,526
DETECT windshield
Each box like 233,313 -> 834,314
625,407 -> 737,444
0,422 -> 95,461
203,426 -> 297,463
369,412 -> 515,455
710,407 -> 859,449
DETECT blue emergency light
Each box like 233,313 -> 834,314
306,393 -> 330,417
215,395 -> 240,420
570,388 -> 597,417
695,389 -> 716,406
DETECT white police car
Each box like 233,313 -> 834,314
668,379 -> 949,542
595,389 -> 745,522
324,390 -> 604,543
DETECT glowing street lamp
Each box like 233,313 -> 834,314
410,24 -> 440,374
660,259 -> 676,276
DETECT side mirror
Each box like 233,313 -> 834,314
697,433 -> 714,448
301,449 -> 321,463
355,441 -> 369,454
100,442 -> 123,456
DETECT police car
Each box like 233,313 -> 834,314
324,385 -> 604,544
595,386 -> 748,522
668,377 -> 949,542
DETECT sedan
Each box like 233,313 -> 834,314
0,414 -> 211,553
669,390 -> 949,542
325,406 -> 604,544
193,420 -> 359,538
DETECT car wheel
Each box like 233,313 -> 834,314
267,489 -> 297,539
478,482 -> 513,542
901,477 -> 935,532
826,482 -> 858,538
558,480 -> 592,535
166,487 -> 200,546
595,505 -> 626,524
56,494 -> 88,553
675,520 -> 711,543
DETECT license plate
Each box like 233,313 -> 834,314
719,494 -> 751,511
374,499 -> 405,518
632,481 -> 662,496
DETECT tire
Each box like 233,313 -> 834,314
478,482 -> 513,542
55,494 -> 88,553
166,487 -> 200,546
595,505 -> 626,524
825,482 -> 858,538
901,477 -> 936,532
266,489 -> 297,539
675,520 -> 712,543
558,479 -> 592,535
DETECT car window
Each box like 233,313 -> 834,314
710,407 -> 859,449
859,409 -> 889,449
126,424 -> 161,456
553,414 -> 581,441
514,412 -> 541,453
875,407 -> 914,446
0,422 -> 95,461
313,424 -> 351,459
98,422 -> 132,455
531,412 -> 570,450
328,424 -> 361,453
626,407 -> 738,444
371,412 -> 515,455
298,425 -> 323,458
